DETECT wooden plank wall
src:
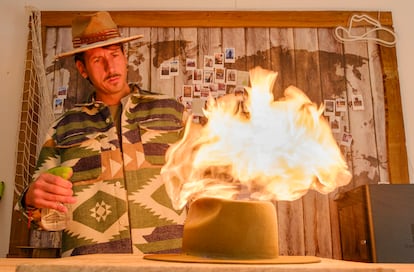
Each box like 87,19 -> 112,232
34,11 -> 409,259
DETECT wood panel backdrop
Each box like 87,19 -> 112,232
9,11 -> 409,259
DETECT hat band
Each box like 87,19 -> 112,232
72,29 -> 121,48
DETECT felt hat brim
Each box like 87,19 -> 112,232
144,253 -> 321,264
55,34 -> 143,59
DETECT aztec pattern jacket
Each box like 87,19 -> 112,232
21,84 -> 187,257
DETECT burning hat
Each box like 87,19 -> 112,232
144,197 -> 320,264
56,11 -> 143,58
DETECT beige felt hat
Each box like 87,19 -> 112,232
56,11 -> 143,59
144,197 -> 320,264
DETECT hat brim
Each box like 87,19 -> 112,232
55,34 -> 143,59
143,253 -> 321,264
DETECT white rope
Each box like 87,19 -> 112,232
26,6 -> 55,157
13,6 -> 55,196
334,14 -> 397,47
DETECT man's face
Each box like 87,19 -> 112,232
78,44 -> 129,101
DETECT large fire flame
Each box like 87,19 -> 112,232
162,67 -> 352,210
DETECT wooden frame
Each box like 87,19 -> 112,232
40,11 -> 393,27
9,10 -> 408,259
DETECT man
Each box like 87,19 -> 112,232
19,11 -> 186,257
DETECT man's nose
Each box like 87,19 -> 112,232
103,56 -> 116,72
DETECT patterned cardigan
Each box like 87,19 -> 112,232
20,84 -> 187,257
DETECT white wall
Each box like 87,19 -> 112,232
1,0 -> 413,258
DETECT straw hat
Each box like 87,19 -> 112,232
56,11 -> 143,58
144,197 -> 320,264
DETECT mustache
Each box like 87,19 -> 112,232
105,73 -> 121,81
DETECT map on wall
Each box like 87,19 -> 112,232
46,26 -> 388,188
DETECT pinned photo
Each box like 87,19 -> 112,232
214,67 -> 226,83
209,83 -> 218,98
340,132 -> 353,147
335,98 -> 347,112
236,71 -> 250,86
193,69 -> 203,84
324,99 -> 335,116
182,85 -> 193,101
170,60 -> 179,76
186,58 -> 196,70
204,70 -> 214,83
226,69 -> 237,85
53,98 -> 64,114
193,84 -> 201,98
351,94 -> 365,111
204,55 -> 214,69
217,82 -> 226,97
200,85 -> 210,99
214,52 -> 224,67
57,86 -> 68,98
225,48 -> 235,63
330,116 -> 341,134
160,62 -> 170,79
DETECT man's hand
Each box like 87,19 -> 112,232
25,167 -> 76,213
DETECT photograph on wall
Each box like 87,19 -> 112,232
56,86 -> 68,99
170,60 -> 179,76
186,58 -> 196,70
335,98 -> 347,112
204,55 -> 214,69
160,62 -> 170,79
214,52 -> 224,67
340,132 -> 353,147
53,98 -> 64,114
204,70 -> 214,83
193,69 -> 203,84
200,85 -> 210,99
351,94 -> 365,111
225,48 -> 236,63
182,85 -> 193,101
217,82 -> 226,96
236,71 -> 250,86
330,115 -> 341,134
214,67 -> 226,83
324,99 -> 335,116
226,69 -> 237,85
193,84 -> 201,98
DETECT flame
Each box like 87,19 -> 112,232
163,67 -> 352,210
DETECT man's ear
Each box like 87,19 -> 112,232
75,60 -> 88,79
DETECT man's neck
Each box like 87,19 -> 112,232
96,86 -> 130,106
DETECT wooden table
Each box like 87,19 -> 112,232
1,254 -> 413,272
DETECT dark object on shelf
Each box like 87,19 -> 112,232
336,184 -> 414,263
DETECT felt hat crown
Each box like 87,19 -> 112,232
144,197 -> 320,264
56,11 -> 143,58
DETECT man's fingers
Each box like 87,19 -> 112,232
54,202 -> 68,213
26,174 -> 76,209
32,198 -> 74,213
43,172 -> 73,189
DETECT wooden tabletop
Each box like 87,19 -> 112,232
2,254 -> 414,272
